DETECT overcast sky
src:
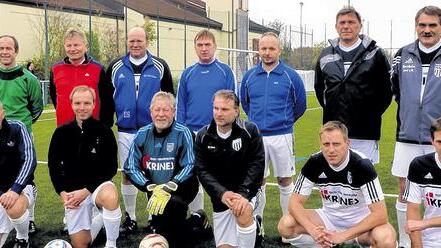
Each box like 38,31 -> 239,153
248,0 -> 440,50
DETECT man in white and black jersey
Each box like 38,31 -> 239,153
391,6 -> 441,247
278,121 -> 396,248
314,7 -> 392,165
102,27 -> 174,234
404,118 -> 441,248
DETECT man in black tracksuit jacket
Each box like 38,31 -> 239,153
195,90 -> 264,247
314,7 -> 392,164
48,86 -> 120,248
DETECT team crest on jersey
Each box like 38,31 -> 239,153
434,64 -> 441,77
7,141 -> 15,147
347,172 -> 352,184
232,138 -> 242,151
166,143 -> 174,152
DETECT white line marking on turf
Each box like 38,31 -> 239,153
37,118 -> 56,122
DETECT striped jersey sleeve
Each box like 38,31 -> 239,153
173,123 -> 195,183
293,172 -> 315,196
403,179 -> 423,204
10,120 -> 37,194
123,127 -> 150,188
360,177 -> 384,204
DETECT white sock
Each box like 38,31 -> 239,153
9,209 -> 29,241
236,221 -> 256,248
0,232 -> 10,247
29,185 -> 37,221
91,213 -> 104,241
121,184 -> 138,220
284,234 -> 320,248
188,184 -> 204,212
396,201 -> 410,248
103,207 -> 122,248
255,184 -> 266,227
279,183 -> 294,215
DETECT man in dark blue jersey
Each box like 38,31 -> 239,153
0,100 -> 37,248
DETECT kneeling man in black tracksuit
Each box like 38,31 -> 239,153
48,86 -> 121,248
195,90 -> 264,247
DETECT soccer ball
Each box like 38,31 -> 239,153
44,239 -> 72,248
139,233 -> 169,248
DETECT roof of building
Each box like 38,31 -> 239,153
1,0 -> 276,33
0,0 -> 124,18
114,0 -> 223,29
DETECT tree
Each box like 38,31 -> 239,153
86,30 -> 101,62
31,9 -> 74,79
143,17 -> 157,45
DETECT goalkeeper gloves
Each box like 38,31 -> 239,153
146,181 -> 178,215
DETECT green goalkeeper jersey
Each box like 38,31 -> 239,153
0,65 -> 43,131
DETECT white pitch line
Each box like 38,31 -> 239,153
37,118 -> 56,122
42,109 -> 56,114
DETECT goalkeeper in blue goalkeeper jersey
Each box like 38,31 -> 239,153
124,91 -> 198,247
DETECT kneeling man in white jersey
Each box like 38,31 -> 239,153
278,121 -> 396,248
405,117 -> 441,248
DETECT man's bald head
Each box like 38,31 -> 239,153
127,27 -> 148,59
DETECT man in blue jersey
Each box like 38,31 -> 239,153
0,100 -> 37,248
240,32 -> 306,232
102,27 -> 174,233
124,92 -> 198,247
176,29 -> 236,212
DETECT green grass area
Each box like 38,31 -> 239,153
7,93 -> 400,247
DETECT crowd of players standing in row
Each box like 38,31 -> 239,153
1,4 -> 441,248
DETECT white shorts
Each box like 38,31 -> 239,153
65,181 -> 113,235
0,185 -> 35,233
391,142 -> 434,177
315,209 -> 365,247
118,132 -> 136,169
212,193 -> 260,247
263,134 -> 295,178
349,139 -> 379,164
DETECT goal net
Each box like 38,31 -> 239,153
216,47 -> 259,83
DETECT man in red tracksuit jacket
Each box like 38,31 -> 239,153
50,27 -> 112,126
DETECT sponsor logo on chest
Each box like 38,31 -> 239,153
403,57 -> 415,72
319,188 -> 360,206
425,191 -> 441,208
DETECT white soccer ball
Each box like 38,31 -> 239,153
139,233 -> 169,248
44,239 -> 72,248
